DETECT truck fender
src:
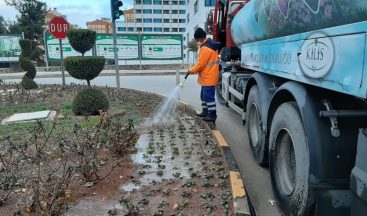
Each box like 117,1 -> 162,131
243,72 -> 283,133
267,81 -> 359,187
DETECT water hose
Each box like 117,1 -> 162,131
179,72 -> 190,87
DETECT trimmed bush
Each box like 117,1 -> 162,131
65,56 -> 105,86
21,76 -> 38,90
19,39 -> 37,89
67,29 -> 96,55
72,88 -> 109,116
19,57 -> 36,79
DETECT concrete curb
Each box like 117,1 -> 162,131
178,100 -> 252,216
0,71 -> 188,80
212,130 -> 252,216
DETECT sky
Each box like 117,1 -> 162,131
0,0 -> 133,27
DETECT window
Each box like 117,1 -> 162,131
118,27 -> 126,32
172,28 -> 178,32
144,27 -> 153,32
171,1 -> 178,5
143,18 -> 152,23
153,0 -> 162,4
154,27 -> 163,32
163,1 -> 169,5
143,9 -> 152,14
163,10 -> 170,14
164,28 -> 170,32
179,10 -> 186,14
164,19 -> 170,23
137,27 -> 143,31
205,0 -> 215,6
135,0 -> 142,4
172,19 -> 178,23
179,1 -> 186,5
179,19 -> 186,23
179,28 -> 186,32
135,9 -> 142,14
171,10 -> 178,14
143,0 -> 152,4
136,18 -> 142,23
194,1 -> 198,14
128,27 -> 134,32
153,18 -> 162,23
153,9 -> 162,14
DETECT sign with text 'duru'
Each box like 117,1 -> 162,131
48,16 -> 71,39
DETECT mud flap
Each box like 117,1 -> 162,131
316,190 -> 352,216
350,129 -> 367,216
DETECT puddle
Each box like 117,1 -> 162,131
65,197 -> 123,216
121,116 -> 205,192
120,183 -> 142,192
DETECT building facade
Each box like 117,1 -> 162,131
184,0 -> 215,64
117,0 -> 187,34
86,19 -> 112,34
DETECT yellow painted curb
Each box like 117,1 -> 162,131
213,130 -> 230,148
230,171 -> 247,199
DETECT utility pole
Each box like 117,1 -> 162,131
110,0 -> 124,88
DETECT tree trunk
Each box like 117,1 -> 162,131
87,80 -> 90,86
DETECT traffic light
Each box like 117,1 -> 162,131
111,0 -> 123,21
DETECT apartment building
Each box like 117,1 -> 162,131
116,0 -> 187,34
86,19 -> 112,34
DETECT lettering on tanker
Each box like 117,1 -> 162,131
299,32 -> 334,79
243,52 -> 292,65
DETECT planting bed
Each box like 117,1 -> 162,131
0,83 -> 233,216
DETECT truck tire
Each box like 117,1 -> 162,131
246,86 -> 268,166
216,78 -> 226,105
269,102 -> 315,216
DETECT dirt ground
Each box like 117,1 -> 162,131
0,84 -> 233,216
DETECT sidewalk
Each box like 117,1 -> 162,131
0,69 -> 188,80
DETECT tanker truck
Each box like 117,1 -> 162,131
205,0 -> 367,215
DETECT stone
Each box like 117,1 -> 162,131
57,114 -> 66,120
2,110 -> 57,125
173,203 -> 179,210
84,182 -> 94,188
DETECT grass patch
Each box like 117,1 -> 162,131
0,103 -> 49,118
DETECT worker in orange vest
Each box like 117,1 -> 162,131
188,28 -> 221,123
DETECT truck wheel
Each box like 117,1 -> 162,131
269,102 -> 315,216
246,86 -> 268,166
216,78 -> 226,105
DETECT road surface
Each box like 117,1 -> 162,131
3,75 -> 282,216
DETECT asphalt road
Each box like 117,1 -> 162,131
4,75 -> 282,216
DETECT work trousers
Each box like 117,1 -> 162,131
200,86 -> 217,119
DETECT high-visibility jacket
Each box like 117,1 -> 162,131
188,38 -> 221,86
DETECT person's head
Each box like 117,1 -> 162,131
194,28 -> 207,44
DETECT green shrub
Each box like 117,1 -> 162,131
64,56 -> 105,86
19,57 -> 36,79
67,29 -> 96,55
21,76 -> 38,90
72,88 -> 109,116
19,39 -> 37,89
19,40 -> 32,58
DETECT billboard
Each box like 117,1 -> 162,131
96,34 -> 139,60
45,33 -> 92,61
141,34 -> 183,60
0,35 -> 22,63
45,32 -> 183,61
